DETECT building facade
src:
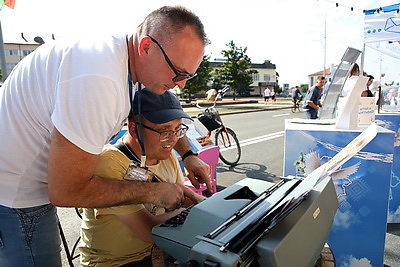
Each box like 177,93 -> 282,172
2,42 -> 39,77
210,60 -> 277,96
308,64 -> 336,88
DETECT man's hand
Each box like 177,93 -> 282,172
150,183 -> 186,210
182,185 -> 206,205
151,183 -> 206,210
173,135 -> 211,193
184,156 -> 211,193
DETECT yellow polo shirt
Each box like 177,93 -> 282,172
79,145 -> 184,267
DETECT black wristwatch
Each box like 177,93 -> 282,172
181,149 -> 198,161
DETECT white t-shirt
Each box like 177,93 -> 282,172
341,75 -> 359,98
0,35 -> 131,208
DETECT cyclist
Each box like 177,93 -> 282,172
292,86 -> 303,105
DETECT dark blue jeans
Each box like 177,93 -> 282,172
304,108 -> 318,119
0,203 -> 62,267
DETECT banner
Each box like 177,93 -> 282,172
364,4 -> 400,59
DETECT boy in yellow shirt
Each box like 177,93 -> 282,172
79,89 -> 205,266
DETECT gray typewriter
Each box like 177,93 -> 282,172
152,176 -> 338,267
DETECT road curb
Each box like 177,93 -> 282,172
187,105 -> 291,119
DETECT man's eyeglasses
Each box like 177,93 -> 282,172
139,123 -> 189,142
147,35 -> 197,83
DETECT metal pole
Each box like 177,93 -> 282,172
324,15 -> 327,77
360,43 -> 365,75
379,52 -> 382,86
0,16 -> 8,82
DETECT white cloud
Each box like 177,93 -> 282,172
342,255 -> 372,267
333,209 -> 360,229
387,205 -> 400,223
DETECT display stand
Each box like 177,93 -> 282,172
283,120 -> 394,267
376,113 -> 400,223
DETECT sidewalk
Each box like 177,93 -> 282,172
181,97 -> 293,117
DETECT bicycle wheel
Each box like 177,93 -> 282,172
298,103 -> 303,112
215,127 -> 241,166
291,105 -> 296,113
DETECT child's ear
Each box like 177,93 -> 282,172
128,121 -> 137,138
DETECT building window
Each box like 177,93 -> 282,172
264,74 -> 271,82
252,73 -> 259,81
7,63 -> 17,70
22,50 -> 32,57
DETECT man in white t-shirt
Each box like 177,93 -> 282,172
0,6 -> 210,266
264,87 -> 271,103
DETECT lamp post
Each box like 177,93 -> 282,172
323,3 -> 339,78
324,17 -> 327,77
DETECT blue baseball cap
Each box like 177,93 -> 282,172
133,89 -> 192,124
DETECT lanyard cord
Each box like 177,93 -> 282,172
127,37 -> 146,167
137,84 -> 147,167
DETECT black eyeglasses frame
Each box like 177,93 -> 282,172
138,123 -> 189,142
147,34 -> 197,83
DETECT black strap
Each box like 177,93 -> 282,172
114,141 -> 139,163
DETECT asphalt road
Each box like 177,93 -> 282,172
192,108 -> 306,188
57,106 -> 399,266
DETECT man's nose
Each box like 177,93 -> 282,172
175,80 -> 186,89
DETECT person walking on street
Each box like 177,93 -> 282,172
0,6 -> 210,267
270,88 -> 276,102
303,76 -> 325,119
264,87 -> 271,103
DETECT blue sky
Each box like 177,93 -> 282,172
1,0 -> 399,87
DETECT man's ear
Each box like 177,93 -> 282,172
138,36 -> 151,56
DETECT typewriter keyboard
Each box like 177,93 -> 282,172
162,206 -> 192,227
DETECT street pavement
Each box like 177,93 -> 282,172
57,97 -> 399,266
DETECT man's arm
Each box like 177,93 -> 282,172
174,136 -> 211,192
117,208 -> 185,243
48,128 -> 186,210
116,189 -> 205,243
306,101 -> 320,110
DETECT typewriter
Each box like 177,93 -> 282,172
152,176 -> 338,266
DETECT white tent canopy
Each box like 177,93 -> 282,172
364,3 -> 400,60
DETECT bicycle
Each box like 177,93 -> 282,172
291,96 -> 303,113
196,86 -> 241,166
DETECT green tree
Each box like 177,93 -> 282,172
275,72 -> 281,94
214,41 -> 257,99
300,84 -> 309,94
183,55 -> 212,102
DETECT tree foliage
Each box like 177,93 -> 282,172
214,41 -> 257,98
183,55 -> 212,100
300,84 -> 309,93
